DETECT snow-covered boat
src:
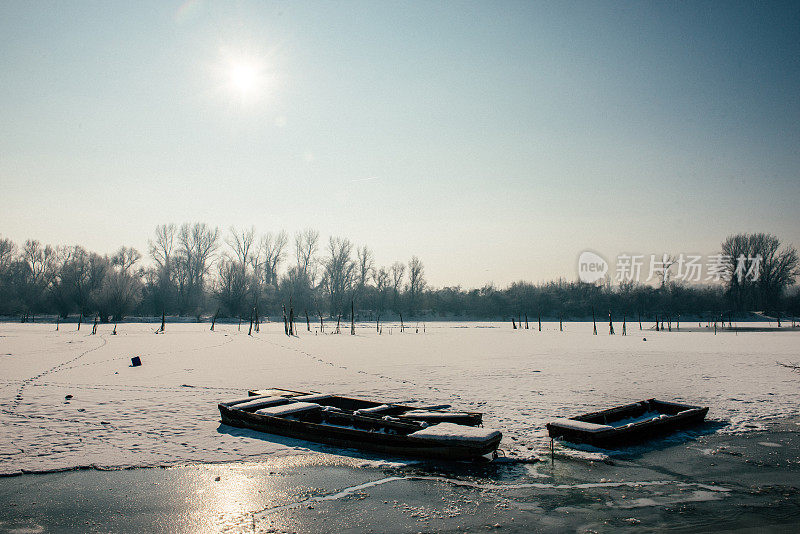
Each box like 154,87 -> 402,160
218,388 -> 502,461
546,399 -> 709,448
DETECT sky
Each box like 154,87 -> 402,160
1,1 -> 799,288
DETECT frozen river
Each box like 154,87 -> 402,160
1,321 -> 798,475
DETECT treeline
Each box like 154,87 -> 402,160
0,227 -> 798,322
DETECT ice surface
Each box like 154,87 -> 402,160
1,321 -> 798,474
408,422 -> 502,442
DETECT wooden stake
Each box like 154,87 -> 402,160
592,307 -> 597,335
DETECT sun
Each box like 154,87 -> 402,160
229,61 -> 259,96
210,45 -> 282,110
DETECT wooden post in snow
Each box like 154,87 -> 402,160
400,312 -> 404,333
559,313 -> 563,332
638,310 -> 642,331
512,318 -> 517,330
351,300 -> 355,335
592,307 -> 597,335
211,309 -> 218,331
282,305 -> 288,336
525,313 -> 529,329
622,315 -> 626,336
538,312 -> 542,332
160,310 -> 165,332
248,308 -> 254,336
608,310 -> 614,335
56,317 -> 59,331
77,313 -> 82,331
306,310 -> 311,332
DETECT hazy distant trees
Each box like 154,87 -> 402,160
2,227 -> 798,323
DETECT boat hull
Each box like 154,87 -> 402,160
546,399 -> 709,448
219,404 -> 501,461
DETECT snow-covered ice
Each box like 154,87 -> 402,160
1,321 -> 798,475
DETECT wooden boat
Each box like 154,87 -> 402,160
546,399 -> 709,448
218,388 -> 502,461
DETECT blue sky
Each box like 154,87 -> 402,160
1,1 -> 798,287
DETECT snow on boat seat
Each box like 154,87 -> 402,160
292,394 -> 334,403
222,394 -> 277,407
549,418 -> 614,433
256,402 -> 322,417
354,404 -> 392,415
407,422 -> 501,443
233,396 -> 291,411
400,410 -> 471,419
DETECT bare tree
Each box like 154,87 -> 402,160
322,237 -> 355,316
111,246 -> 141,273
294,229 -> 319,280
407,256 -> 426,314
721,233 -> 799,312
91,266 -> 143,322
355,245 -> 374,300
149,224 -> 176,271
228,226 -> 256,267
390,261 -> 405,313
176,223 -> 220,315
148,224 -> 178,315
373,266 -> 390,314
259,230 -> 288,287
214,255 -> 249,317
0,237 -> 15,273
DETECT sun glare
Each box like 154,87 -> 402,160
210,45 -> 283,111
230,61 -> 259,96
